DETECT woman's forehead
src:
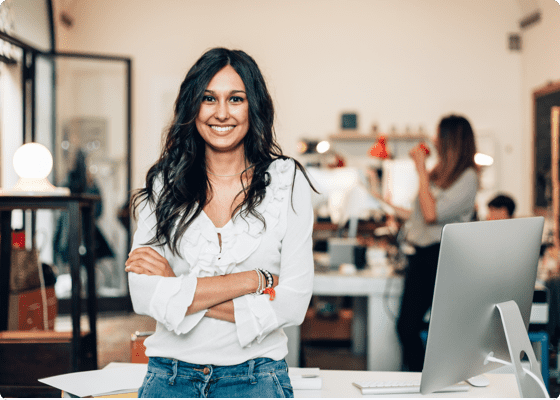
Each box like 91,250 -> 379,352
206,65 -> 245,92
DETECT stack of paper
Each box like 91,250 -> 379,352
38,364 -> 147,398
288,367 -> 322,390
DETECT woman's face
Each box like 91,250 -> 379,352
195,65 -> 250,154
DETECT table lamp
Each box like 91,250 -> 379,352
0,142 -> 70,195
368,136 -> 389,159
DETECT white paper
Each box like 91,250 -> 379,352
289,367 -> 322,390
38,363 -> 147,397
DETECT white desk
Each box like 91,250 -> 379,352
295,370 -> 519,398
53,366 -> 519,398
286,268 -> 404,371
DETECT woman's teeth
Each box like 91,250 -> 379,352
211,126 -> 234,132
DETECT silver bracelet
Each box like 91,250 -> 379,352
253,269 -> 263,295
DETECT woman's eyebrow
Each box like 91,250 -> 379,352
204,89 -> 246,95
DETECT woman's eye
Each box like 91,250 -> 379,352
202,95 -> 215,102
230,96 -> 244,103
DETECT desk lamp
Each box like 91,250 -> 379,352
0,143 -> 70,195
368,136 -> 389,159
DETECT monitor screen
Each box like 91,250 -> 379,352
420,217 -> 546,396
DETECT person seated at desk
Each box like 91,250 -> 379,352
373,115 -> 479,372
486,193 -> 516,220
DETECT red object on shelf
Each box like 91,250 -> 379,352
12,231 -> 25,248
369,136 -> 389,159
419,143 -> 431,156
328,153 -> 346,168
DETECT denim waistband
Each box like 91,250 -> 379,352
147,356 -> 288,382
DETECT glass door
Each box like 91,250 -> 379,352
37,52 -> 132,311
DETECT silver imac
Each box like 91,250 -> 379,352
420,217 -> 549,397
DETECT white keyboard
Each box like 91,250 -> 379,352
352,380 -> 470,395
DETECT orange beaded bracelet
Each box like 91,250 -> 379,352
263,287 -> 276,301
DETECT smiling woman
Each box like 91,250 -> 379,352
126,47 -> 317,398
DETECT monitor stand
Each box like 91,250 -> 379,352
484,300 -> 549,398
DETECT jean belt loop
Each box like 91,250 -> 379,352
169,359 -> 178,385
248,359 -> 257,384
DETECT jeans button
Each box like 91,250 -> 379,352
203,367 -> 210,375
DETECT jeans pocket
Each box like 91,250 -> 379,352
270,371 -> 294,398
138,372 -> 155,398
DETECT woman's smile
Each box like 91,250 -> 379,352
210,125 -> 235,133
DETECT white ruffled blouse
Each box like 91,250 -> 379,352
128,159 -> 315,366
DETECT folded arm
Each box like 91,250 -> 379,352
126,246 -> 277,320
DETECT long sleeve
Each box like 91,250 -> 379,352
128,195 -> 207,334
233,169 -> 315,347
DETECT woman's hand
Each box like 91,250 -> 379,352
409,143 -> 430,173
125,247 -> 176,277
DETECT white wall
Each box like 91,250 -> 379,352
52,0 -> 559,216
520,0 -> 560,217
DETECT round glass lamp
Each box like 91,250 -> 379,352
3,143 -> 70,195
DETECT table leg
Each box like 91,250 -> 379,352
0,211 -> 12,331
284,325 -> 300,367
82,205 -> 98,369
68,201 -> 81,372
352,297 -> 367,355
367,286 -> 402,371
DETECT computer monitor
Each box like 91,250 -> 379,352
420,217 -> 548,397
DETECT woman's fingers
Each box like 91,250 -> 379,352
129,247 -> 167,264
125,263 -> 155,276
125,247 -> 175,277
127,251 -> 167,271
125,258 -> 160,275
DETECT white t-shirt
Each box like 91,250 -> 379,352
406,167 -> 478,247
128,158 -> 315,365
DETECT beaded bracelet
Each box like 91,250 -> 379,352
253,269 -> 264,295
258,269 -> 276,301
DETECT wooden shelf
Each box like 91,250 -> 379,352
329,133 -> 428,142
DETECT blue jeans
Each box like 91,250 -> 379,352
138,357 -> 294,398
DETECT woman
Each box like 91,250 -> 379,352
395,115 -> 479,372
126,48 -> 315,398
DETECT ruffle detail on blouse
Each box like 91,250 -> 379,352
181,158 -> 295,277
148,274 -> 198,332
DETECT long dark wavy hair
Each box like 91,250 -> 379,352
131,47 -> 315,256
429,114 -> 479,189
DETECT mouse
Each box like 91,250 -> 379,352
466,374 -> 490,387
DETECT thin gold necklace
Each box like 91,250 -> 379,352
207,164 -> 254,177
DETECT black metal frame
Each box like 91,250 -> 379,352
0,0 -> 133,313
0,194 -> 100,372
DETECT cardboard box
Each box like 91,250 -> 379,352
8,286 -> 57,331
130,331 -> 153,363
300,308 -> 353,341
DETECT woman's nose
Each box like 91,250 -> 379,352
215,101 -> 229,120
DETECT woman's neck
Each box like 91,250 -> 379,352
206,148 -> 249,177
